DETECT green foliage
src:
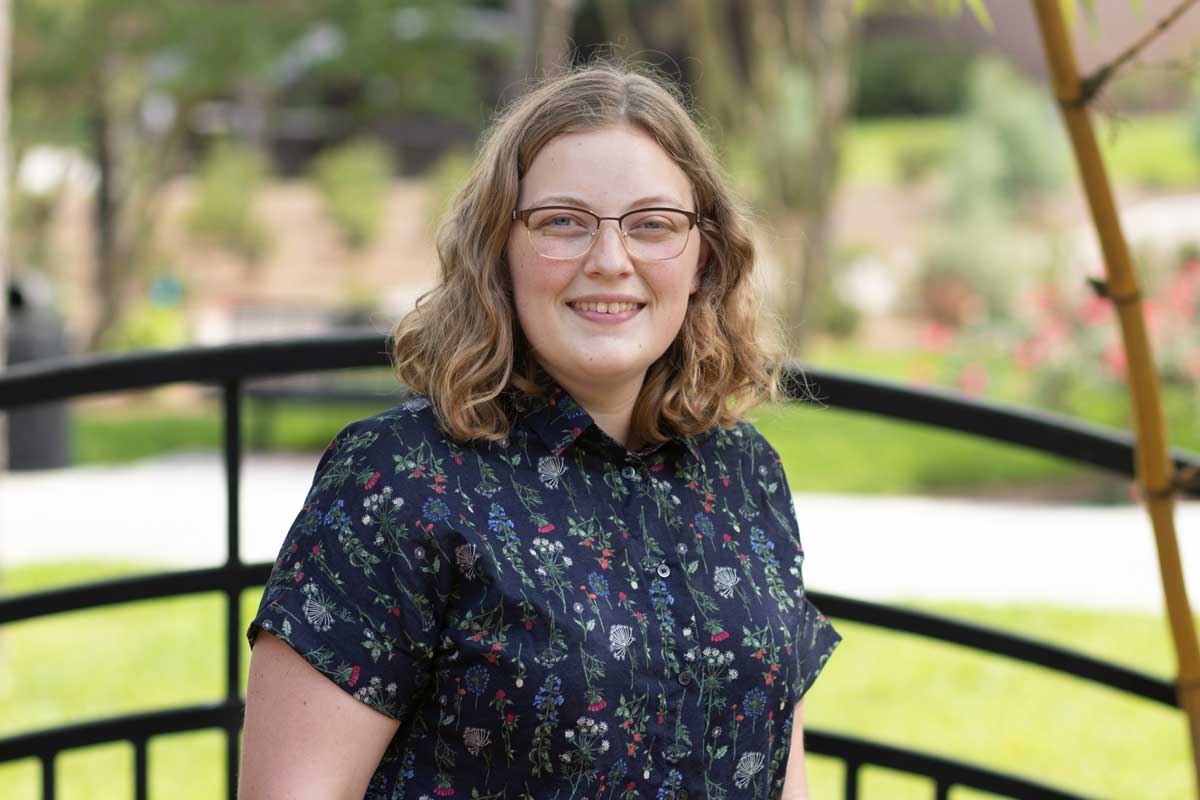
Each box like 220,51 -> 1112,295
947,57 -> 1070,216
186,141 -> 271,262
98,301 -> 191,353
310,138 -> 395,250
852,35 -> 973,118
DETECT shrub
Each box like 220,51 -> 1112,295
310,138 -> 395,250
186,141 -> 271,262
852,34 -> 973,118
100,301 -> 191,352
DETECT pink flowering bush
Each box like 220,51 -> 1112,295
914,249 -> 1200,416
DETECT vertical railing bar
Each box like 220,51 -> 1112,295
935,779 -> 951,800
844,759 -> 859,800
223,378 -> 243,799
41,752 -> 54,800
134,736 -> 148,800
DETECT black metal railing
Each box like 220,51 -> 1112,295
0,331 -> 1191,800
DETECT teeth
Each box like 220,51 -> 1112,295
572,301 -> 640,314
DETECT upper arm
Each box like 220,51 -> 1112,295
239,630 -> 400,799
781,698 -> 809,800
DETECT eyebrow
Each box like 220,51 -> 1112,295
529,193 -> 690,211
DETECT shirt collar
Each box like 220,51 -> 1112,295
511,377 -> 705,463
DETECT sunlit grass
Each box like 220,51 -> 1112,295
0,560 -> 1192,799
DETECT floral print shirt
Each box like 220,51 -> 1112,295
247,382 -> 842,800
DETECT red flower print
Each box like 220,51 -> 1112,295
618,592 -> 627,602
722,533 -> 732,543
364,471 -> 380,490
433,788 -> 454,797
496,689 -> 506,699
294,572 -> 304,582
588,700 -> 607,711
538,524 -> 555,534
525,620 -> 534,630
311,545 -> 321,555
711,630 -> 729,642
454,456 -> 463,465
571,427 -> 582,436
487,653 -> 497,664
492,642 -> 503,651
391,607 -> 401,616
722,477 -> 729,487
635,611 -> 644,621
650,463 -> 664,472
290,543 -> 298,553
506,712 -> 515,723
348,665 -> 361,687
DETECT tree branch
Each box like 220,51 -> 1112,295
1076,0 -> 1200,106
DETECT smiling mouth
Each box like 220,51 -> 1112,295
567,301 -> 645,314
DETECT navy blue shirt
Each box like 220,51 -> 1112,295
247,381 -> 841,799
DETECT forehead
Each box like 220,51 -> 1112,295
519,124 -> 693,209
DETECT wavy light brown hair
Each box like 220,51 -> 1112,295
391,61 -> 784,445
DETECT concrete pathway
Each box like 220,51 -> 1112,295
3,450 -> 1199,613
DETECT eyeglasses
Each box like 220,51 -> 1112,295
512,205 -> 700,261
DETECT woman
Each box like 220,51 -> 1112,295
240,62 -> 841,800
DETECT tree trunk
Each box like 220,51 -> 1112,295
539,0 -> 581,77
789,0 -> 855,356
87,63 -> 121,353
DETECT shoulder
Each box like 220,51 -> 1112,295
307,395 -> 456,499
705,418 -> 779,463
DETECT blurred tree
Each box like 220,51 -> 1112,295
12,0 -> 486,351
680,0 -> 857,356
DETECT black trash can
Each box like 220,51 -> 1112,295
5,270 -> 71,470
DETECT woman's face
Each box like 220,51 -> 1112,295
505,123 -> 708,398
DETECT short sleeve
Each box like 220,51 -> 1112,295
753,427 -> 842,700
246,418 -> 453,722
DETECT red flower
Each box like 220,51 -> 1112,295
496,689 -> 506,699
571,427 -> 582,436
311,545 -> 321,555
525,620 -> 534,630
538,524 -> 555,534
618,592 -> 627,601
348,665 -> 361,687
454,456 -> 463,465
294,572 -> 304,582
722,533 -> 732,543
391,607 -> 401,617
364,471 -> 380,490
506,712 -> 515,723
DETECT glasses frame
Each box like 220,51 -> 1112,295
512,205 -> 701,261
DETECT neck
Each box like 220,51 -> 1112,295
547,369 -> 644,451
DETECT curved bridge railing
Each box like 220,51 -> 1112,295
1,331 -> 1192,800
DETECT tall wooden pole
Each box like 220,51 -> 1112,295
0,0 -> 10,465
1032,2 -> 1200,794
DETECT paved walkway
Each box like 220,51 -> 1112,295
3,450 -> 1200,613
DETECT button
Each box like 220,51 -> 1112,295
621,465 -> 638,480
656,563 -> 671,578
677,670 -> 694,686
675,790 -> 689,800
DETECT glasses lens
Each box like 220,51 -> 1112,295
526,208 -> 595,259
621,210 -> 692,260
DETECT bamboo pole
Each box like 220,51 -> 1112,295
1031,1 -> 1200,792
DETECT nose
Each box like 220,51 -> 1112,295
584,219 -> 633,277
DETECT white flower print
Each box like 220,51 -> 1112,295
463,727 -> 492,756
734,752 -> 766,788
455,543 -> 479,578
538,456 -> 567,489
714,566 -> 739,599
301,586 -> 334,632
609,624 -> 634,661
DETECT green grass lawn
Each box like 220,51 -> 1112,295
844,112 -> 1200,189
0,560 -> 1193,799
